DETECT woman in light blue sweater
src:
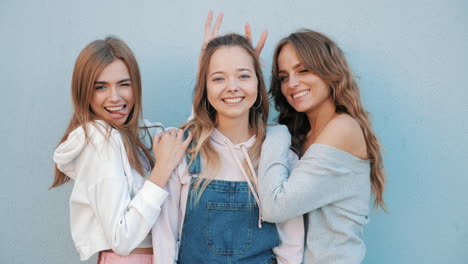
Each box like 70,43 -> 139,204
257,30 -> 386,264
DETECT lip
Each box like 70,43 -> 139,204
291,89 -> 310,101
222,96 -> 244,105
104,104 -> 128,119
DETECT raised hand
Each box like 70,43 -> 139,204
201,11 -> 268,55
245,24 -> 268,55
202,10 -> 224,52
149,129 -> 192,187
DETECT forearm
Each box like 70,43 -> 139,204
258,161 -> 305,223
89,178 -> 168,254
148,163 -> 174,188
259,145 -> 353,223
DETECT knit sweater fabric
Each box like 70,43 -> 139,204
258,125 -> 371,264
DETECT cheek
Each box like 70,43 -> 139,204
123,89 -> 134,105
89,93 -> 102,110
246,80 -> 258,98
280,84 -> 289,99
206,84 -> 220,101
317,81 -> 331,97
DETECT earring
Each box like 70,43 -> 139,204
252,93 -> 263,110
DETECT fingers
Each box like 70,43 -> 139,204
205,10 -> 214,37
205,11 -> 223,41
163,129 -> 185,141
245,25 -> 268,55
166,128 -> 177,136
176,128 -> 184,141
255,30 -> 268,55
245,24 -> 252,44
153,133 -> 163,147
182,131 -> 193,148
212,12 -> 224,37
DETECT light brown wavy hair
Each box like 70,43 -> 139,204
50,36 -> 156,188
270,29 -> 386,210
182,33 -> 269,201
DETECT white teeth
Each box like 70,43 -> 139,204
224,98 -> 243,103
105,105 -> 124,111
292,90 -> 310,99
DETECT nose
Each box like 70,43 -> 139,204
288,74 -> 300,89
109,85 -> 121,102
226,78 -> 239,92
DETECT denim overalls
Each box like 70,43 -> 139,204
177,136 -> 279,264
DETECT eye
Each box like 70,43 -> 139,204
95,85 -> 105,90
240,74 -> 250,79
121,83 -> 131,87
212,77 -> 224,82
278,75 -> 288,82
299,69 -> 309,73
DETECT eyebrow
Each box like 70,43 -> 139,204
278,63 -> 303,74
209,68 -> 253,76
94,78 -> 131,84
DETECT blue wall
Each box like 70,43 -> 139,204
1,0 -> 467,263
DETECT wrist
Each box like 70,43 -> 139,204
148,163 -> 174,188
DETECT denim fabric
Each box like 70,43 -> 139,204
178,179 -> 279,264
184,130 -> 201,174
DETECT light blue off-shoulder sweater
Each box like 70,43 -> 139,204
258,125 -> 371,264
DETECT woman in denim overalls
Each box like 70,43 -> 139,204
151,33 -> 304,264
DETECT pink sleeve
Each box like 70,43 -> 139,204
273,215 -> 305,264
152,167 -> 181,264
272,150 -> 304,264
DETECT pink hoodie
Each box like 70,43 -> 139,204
151,129 -> 304,263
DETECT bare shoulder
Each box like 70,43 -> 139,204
315,114 -> 368,159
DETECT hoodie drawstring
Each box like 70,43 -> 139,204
225,140 -> 263,228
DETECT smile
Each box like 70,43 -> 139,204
104,105 -> 127,115
223,97 -> 244,104
291,89 -> 310,99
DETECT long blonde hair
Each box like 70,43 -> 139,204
182,34 -> 269,201
270,29 -> 386,210
50,36 -> 155,188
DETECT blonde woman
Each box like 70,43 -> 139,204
51,36 -> 191,263
152,33 -> 304,264
258,30 -> 386,264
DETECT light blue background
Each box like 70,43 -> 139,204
1,0 -> 467,263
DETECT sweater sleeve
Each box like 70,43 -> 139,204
82,133 -> 168,255
258,125 -> 356,223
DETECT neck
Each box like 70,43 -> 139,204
215,114 -> 252,144
306,99 -> 337,140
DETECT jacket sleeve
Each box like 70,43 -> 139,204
152,164 -> 182,263
82,132 -> 168,255
258,125 -> 353,223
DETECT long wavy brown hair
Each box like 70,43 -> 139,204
50,36 -> 155,188
182,33 -> 269,201
270,29 -> 386,210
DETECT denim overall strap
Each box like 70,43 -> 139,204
177,179 -> 279,264
184,130 -> 201,174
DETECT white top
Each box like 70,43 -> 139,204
54,120 -> 168,261
152,129 -> 305,264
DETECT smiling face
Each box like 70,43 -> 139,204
277,44 -> 331,114
206,46 -> 258,123
90,59 -> 134,126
